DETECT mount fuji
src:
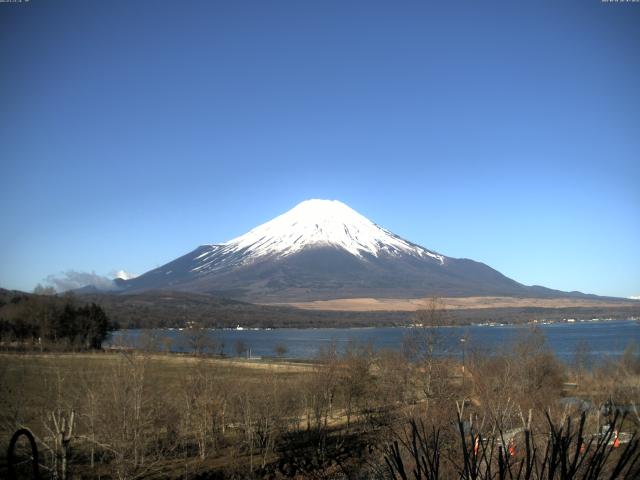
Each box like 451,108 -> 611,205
117,199 -> 586,302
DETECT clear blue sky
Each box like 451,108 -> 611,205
1,1 -> 639,298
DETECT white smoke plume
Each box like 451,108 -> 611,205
44,269 -> 137,292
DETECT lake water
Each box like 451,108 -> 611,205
107,319 -> 640,363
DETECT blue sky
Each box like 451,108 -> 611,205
1,1 -> 639,297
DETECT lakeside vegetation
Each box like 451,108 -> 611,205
0,291 -> 116,351
2,323 -> 640,478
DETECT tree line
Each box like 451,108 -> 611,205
0,290 -> 116,349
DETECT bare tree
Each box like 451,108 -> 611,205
274,342 -> 288,358
376,349 -> 413,406
304,344 -> 340,463
235,339 -> 249,358
340,341 -> 374,428
573,340 -> 593,380
181,360 -> 225,460
47,409 -> 74,480
37,369 -> 77,480
468,328 -> 563,430
185,323 -> 217,356
94,352 -> 169,479
404,297 -> 448,410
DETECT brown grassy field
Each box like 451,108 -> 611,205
1,340 -> 638,479
0,351 -> 317,478
270,295 -> 640,312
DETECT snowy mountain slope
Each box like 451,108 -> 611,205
191,199 -> 444,275
119,199 -> 585,302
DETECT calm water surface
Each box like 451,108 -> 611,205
107,319 -> 640,362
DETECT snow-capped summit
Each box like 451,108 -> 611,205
216,199 -> 444,262
120,199 -> 567,302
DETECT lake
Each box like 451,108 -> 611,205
106,319 -> 640,362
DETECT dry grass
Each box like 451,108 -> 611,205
268,296 -> 639,312
0,350 -> 314,379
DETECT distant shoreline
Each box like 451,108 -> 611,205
114,317 -> 639,332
